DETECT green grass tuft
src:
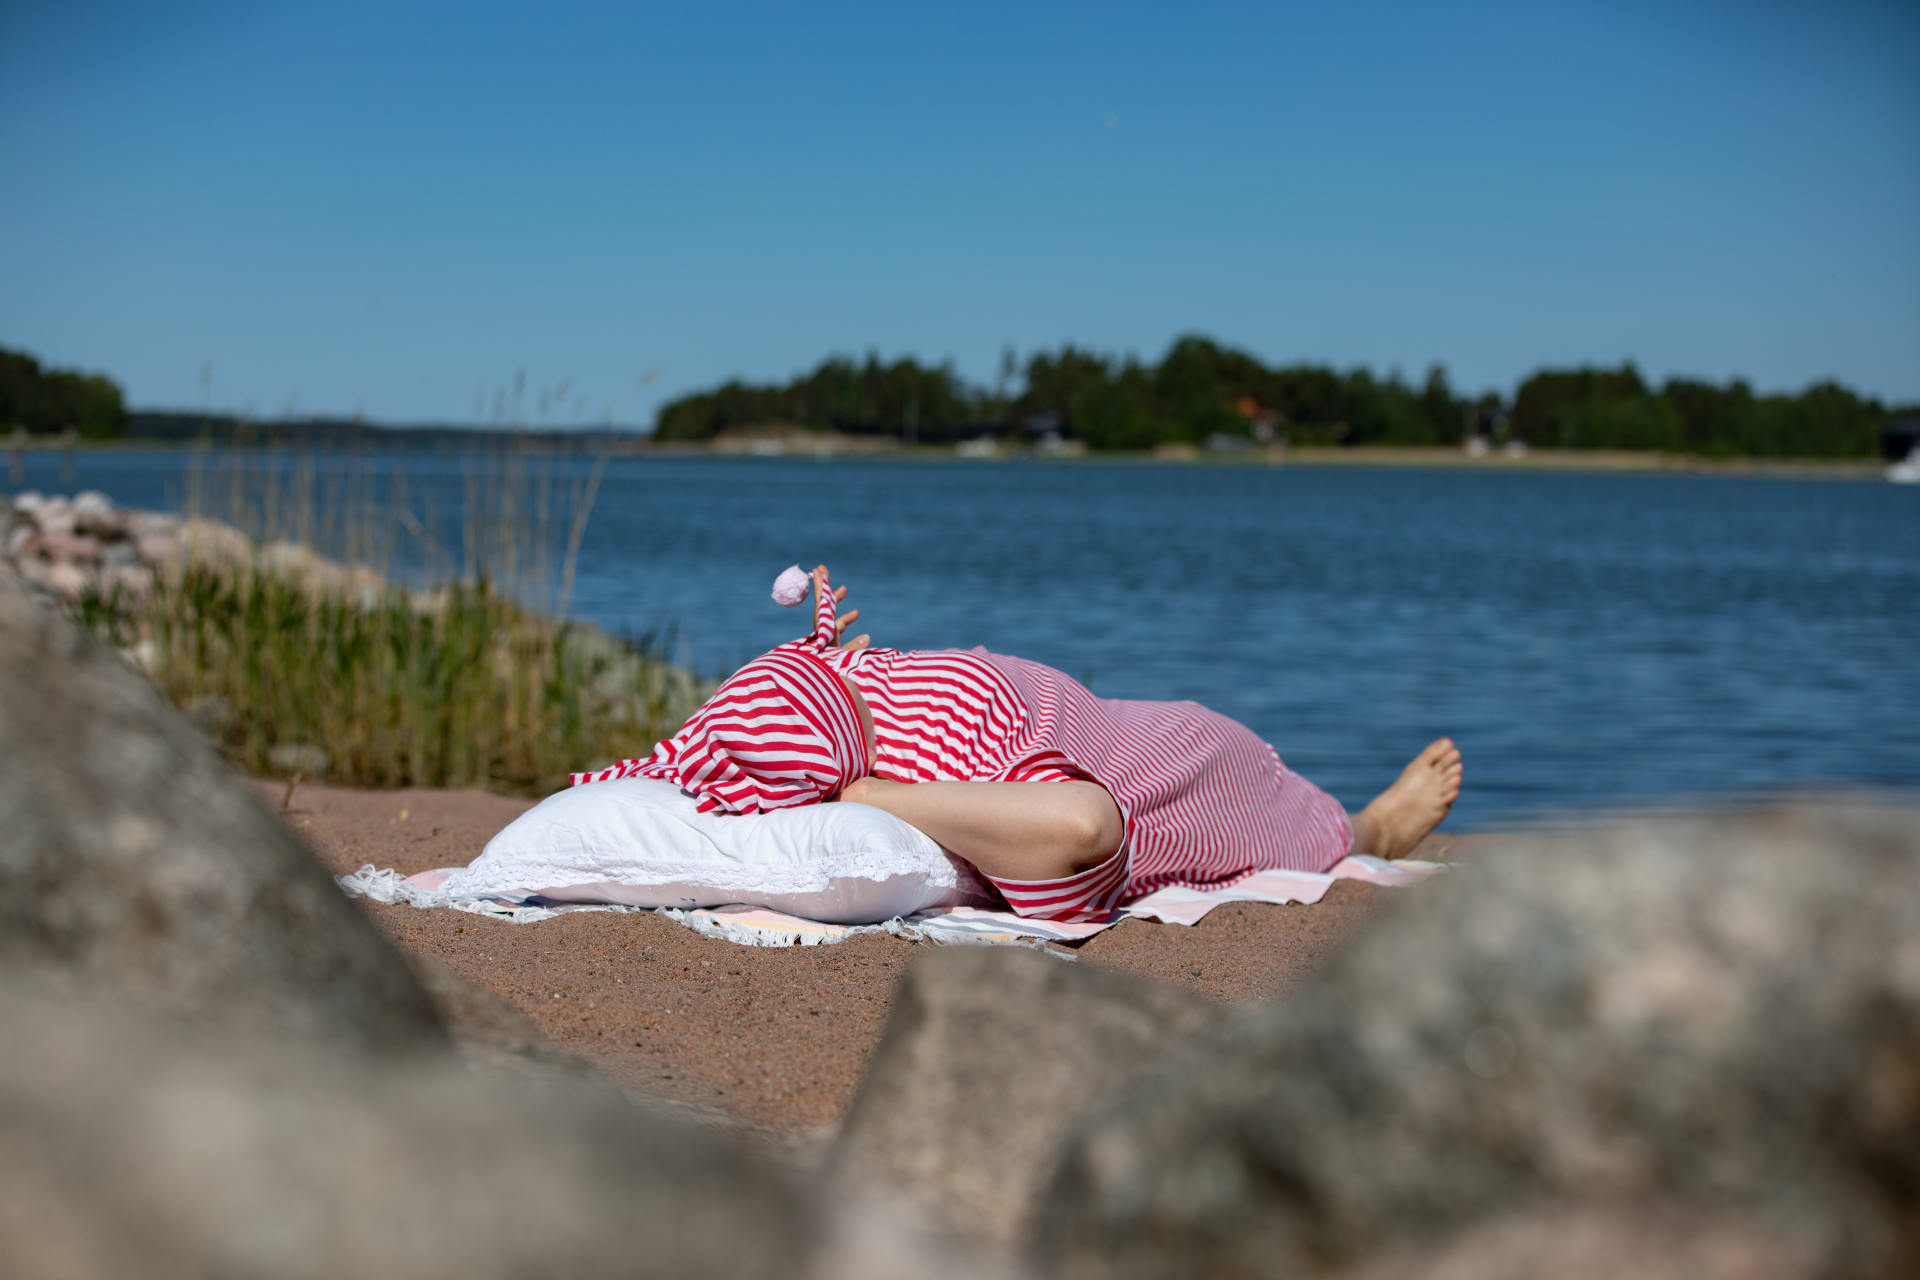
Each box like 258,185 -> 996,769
80,563 -> 706,796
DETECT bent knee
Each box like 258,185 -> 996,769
1061,784 -> 1124,873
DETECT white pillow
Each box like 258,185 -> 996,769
437,778 -> 996,924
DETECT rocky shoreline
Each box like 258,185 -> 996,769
3,489 -> 391,607
4,489 -> 179,602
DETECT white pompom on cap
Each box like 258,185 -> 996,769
771,564 -> 811,607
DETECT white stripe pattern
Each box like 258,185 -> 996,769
580,580 -> 1354,922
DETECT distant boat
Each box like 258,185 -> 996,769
1889,447 -> 1920,484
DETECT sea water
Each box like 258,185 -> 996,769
12,449 -> 1918,830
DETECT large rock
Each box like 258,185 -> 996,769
831,946 -> 1225,1247
1035,801 -> 1920,1278
0,985 -> 819,1280
1335,1203 -> 1811,1280
0,573 -> 444,1052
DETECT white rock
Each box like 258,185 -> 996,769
36,497 -> 75,536
72,492 -> 120,535
44,561 -> 88,599
39,531 -> 102,565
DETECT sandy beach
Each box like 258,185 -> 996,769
279,778 -> 1488,1139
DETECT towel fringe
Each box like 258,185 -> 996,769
333,858 -> 1445,950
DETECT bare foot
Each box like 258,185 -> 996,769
1350,738 -> 1463,859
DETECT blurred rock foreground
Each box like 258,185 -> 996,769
1030,799 -> 1920,1278
829,946 -> 1227,1248
0,989 -> 818,1280
0,570 -> 442,1051
2,561 -> 1916,1277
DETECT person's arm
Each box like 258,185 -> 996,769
811,565 -> 869,650
840,775 -> 1122,882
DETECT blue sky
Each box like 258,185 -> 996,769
3,0 -> 1916,424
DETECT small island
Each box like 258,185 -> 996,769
651,335 -> 1914,462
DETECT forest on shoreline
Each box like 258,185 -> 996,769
657,336 -> 1913,459
7,339 -> 1913,459
1,348 -> 126,438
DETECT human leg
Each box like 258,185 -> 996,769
1348,738 -> 1463,859
839,777 -> 1123,882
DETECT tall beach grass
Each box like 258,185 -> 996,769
80,441 -> 706,795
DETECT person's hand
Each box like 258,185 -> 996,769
812,564 -> 870,650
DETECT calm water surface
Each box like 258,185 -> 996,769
13,450 -> 1919,830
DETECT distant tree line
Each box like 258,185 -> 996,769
1,347 -> 127,438
653,354 -> 988,446
654,335 -> 1911,458
5,339 -> 1905,458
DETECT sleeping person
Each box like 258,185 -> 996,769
572,566 -> 1462,923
